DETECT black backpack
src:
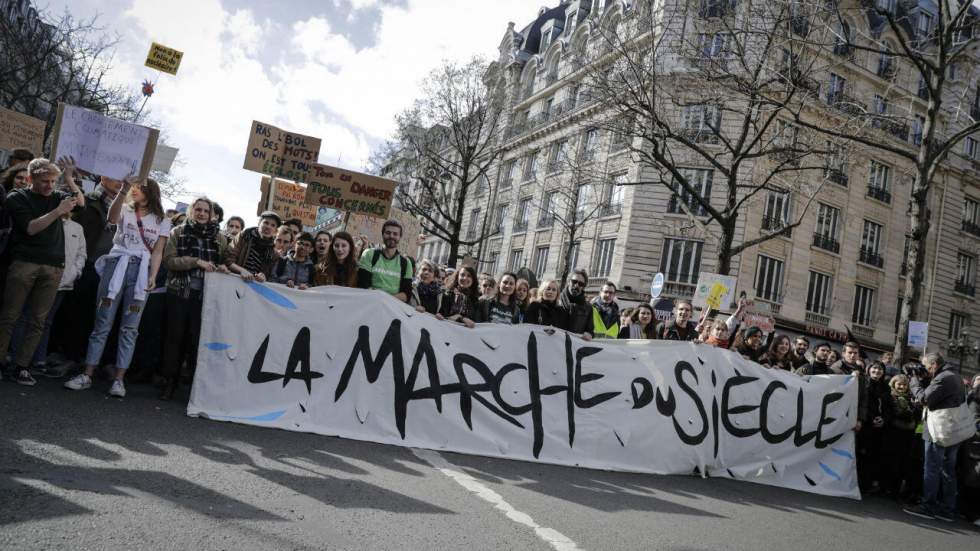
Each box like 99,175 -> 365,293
369,248 -> 410,280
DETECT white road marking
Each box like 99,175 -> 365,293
411,448 -> 582,551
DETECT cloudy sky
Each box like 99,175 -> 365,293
47,0 -> 536,222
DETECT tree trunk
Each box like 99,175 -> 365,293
716,223 -> 736,276
893,173 -> 931,366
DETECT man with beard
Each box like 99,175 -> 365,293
831,341 -> 868,431
226,211 -> 281,282
590,281 -> 620,339
790,336 -> 810,370
656,299 -> 698,341
795,341 -> 833,375
556,269 -> 593,340
357,219 -> 413,303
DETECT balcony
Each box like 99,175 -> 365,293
826,91 -> 867,117
876,62 -> 897,81
812,233 -> 840,254
866,185 -> 892,204
955,281 -> 976,297
872,117 -> 910,141
805,311 -> 831,326
513,220 -> 528,233
825,167 -> 849,187
851,325 -> 875,339
770,149 -> 801,166
962,219 -> 980,238
859,247 -> 884,268
761,215 -> 792,237
601,203 -> 622,217
662,281 -> 696,298
676,127 -> 720,144
536,215 -> 554,229
833,42 -> 853,58
546,160 -> 561,174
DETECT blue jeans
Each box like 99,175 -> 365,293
10,290 -> 67,365
84,257 -> 146,371
922,439 -> 960,514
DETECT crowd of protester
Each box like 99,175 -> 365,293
0,151 -> 977,525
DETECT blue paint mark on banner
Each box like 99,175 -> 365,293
831,448 -> 855,460
208,410 -> 287,423
204,342 -> 231,351
246,282 -> 297,310
819,462 -> 842,481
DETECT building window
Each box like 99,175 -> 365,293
610,117 -> 633,150
581,128 -> 599,160
825,141 -> 848,186
509,248 -> 524,271
548,139 -> 569,172
466,208 -> 480,239
698,32 -> 732,59
813,203 -> 841,253
681,104 -> 720,142
965,136 -> 979,160
514,197 -> 531,231
852,285 -> 876,327
591,238 -> 616,278
603,173 -> 625,215
806,271 -> 833,315
912,116 -> 924,146
859,220 -> 884,268
827,73 -> 847,104
917,11 -> 932,36
522,151 -> 538,181
668,168 -> 713,216
963,197 -> 980,236
956,252 -> 976,296
949,311 -> 970,339
660,238 -> 704,284
867,160 -> 892,203
494,203 -> 508,233
576,183 -> 593,220
538,190 -> 557,227
502,160 -> 517,187
754,255 -> 784,303
568,241 -> 581,271
762,188 -> 791,233
486,250 -> 500,276
532,245 -> 550,276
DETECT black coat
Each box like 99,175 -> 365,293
525,300 -> 561,327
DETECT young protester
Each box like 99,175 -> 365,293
831,342 -> 869,432
514,278 -> 531,323
225,216 -> 244,238
64,177 -> 168,397
524,279 -> 561,327
274,226 -> 293,258
0,158 -> 84,385
2,147 -> 34,172
1,164 -> 28,193
480,271 -> 519,324
357,219 -> 414,302
312,230 -> 332,265
271,232 -> 315,289
879,350 -> 899,378
557,269 -> 593,340
698,319 -> 732,348
226,211 -> 281,282
790,336 -> 810,370
796,342 -> 833,375
211,203 -> 224,225
410,259 -> 443,315
886,374 -> 919,499
479,275 -> 496,299
314,231 -> 358,287
858,361 -> 893,494
619,307 -> 633,332
759,334 -> 794,370
619,303 -> 656,339
590,281 -> 620,339
733,326 -> 766,363
656,299 -> 698,341
527,286 -> 539,304
827,348 -> 841,366
437,266 -> 482,328
284,218 -> 303,237
159,197 -> 229,400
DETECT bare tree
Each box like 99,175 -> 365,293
385,57 -> 508,268
581,0 -> 830,275
778,0 -> 980,363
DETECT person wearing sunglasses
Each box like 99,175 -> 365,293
556,268 -> 593,340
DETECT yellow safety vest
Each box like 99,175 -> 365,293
592,306 -> 619,339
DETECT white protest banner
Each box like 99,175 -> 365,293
693,273 -> 738,310
50,103 -> 159,180
243,121 -> 321,183
0,106 -> 46,155
190,274 -> 860,499
907,321 -> 928,349
151,144 -> 179,174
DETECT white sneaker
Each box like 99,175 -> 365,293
64,373 -> 92,390
109,380 -> 126,398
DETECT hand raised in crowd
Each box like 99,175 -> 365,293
196,259 -> 218,272
121,174 -> 139,193
56,155 -> 78,180
286,280 -> 295,288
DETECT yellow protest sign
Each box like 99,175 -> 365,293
693,272 -> 737,310
303,163 -> 397,219
705,282 -> 727,309
243,121 -> 321,183
144,42 -> 184,76
0,106 -> 46,155
257,177 -> 320,227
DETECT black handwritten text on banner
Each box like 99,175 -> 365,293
242,121 -> 321,183
190,275 -> 860,499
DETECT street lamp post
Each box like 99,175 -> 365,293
945,329 -> 978,374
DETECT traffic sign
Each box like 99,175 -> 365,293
650,272 -> 665,299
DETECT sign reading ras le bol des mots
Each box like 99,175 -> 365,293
243,120 -> 321,183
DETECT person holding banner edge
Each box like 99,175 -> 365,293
64,176 -> 168,397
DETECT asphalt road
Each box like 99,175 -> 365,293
1,380 -> 977,550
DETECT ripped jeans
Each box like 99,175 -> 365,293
84,256 -> 146,371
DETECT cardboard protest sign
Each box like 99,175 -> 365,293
50,103 -> 159,180
303,163 -> 397,219
0,106 -> 46,155
192,274 -> 860,499
243,121 -> 321,183
334,206 -> 422,254
150,144 -> 179,174
145,42 -> 184,75
258,177 -> 320,227
743,300 -> 775,333
907,321 -> 928,349
693,273 -> 737,310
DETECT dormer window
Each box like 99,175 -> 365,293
540,23 -> 553,52
565,11 -> 577,35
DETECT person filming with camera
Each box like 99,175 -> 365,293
903,352 -> 973,522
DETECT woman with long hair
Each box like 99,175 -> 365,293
1,164 -> 28,193
524,278 -> 561,327
312,230 -> 331,265
314,231 -> 358,287
410,259 -> 443,315
159,197 -> 229,400
480,271 -> 519,324
437,266 -> 481,328
759,333 -> 794,370
65,177 -> 169,398
619,303 -> 657,339
514,278 -> 531,322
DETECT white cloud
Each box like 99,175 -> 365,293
100,0 -> 540,221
